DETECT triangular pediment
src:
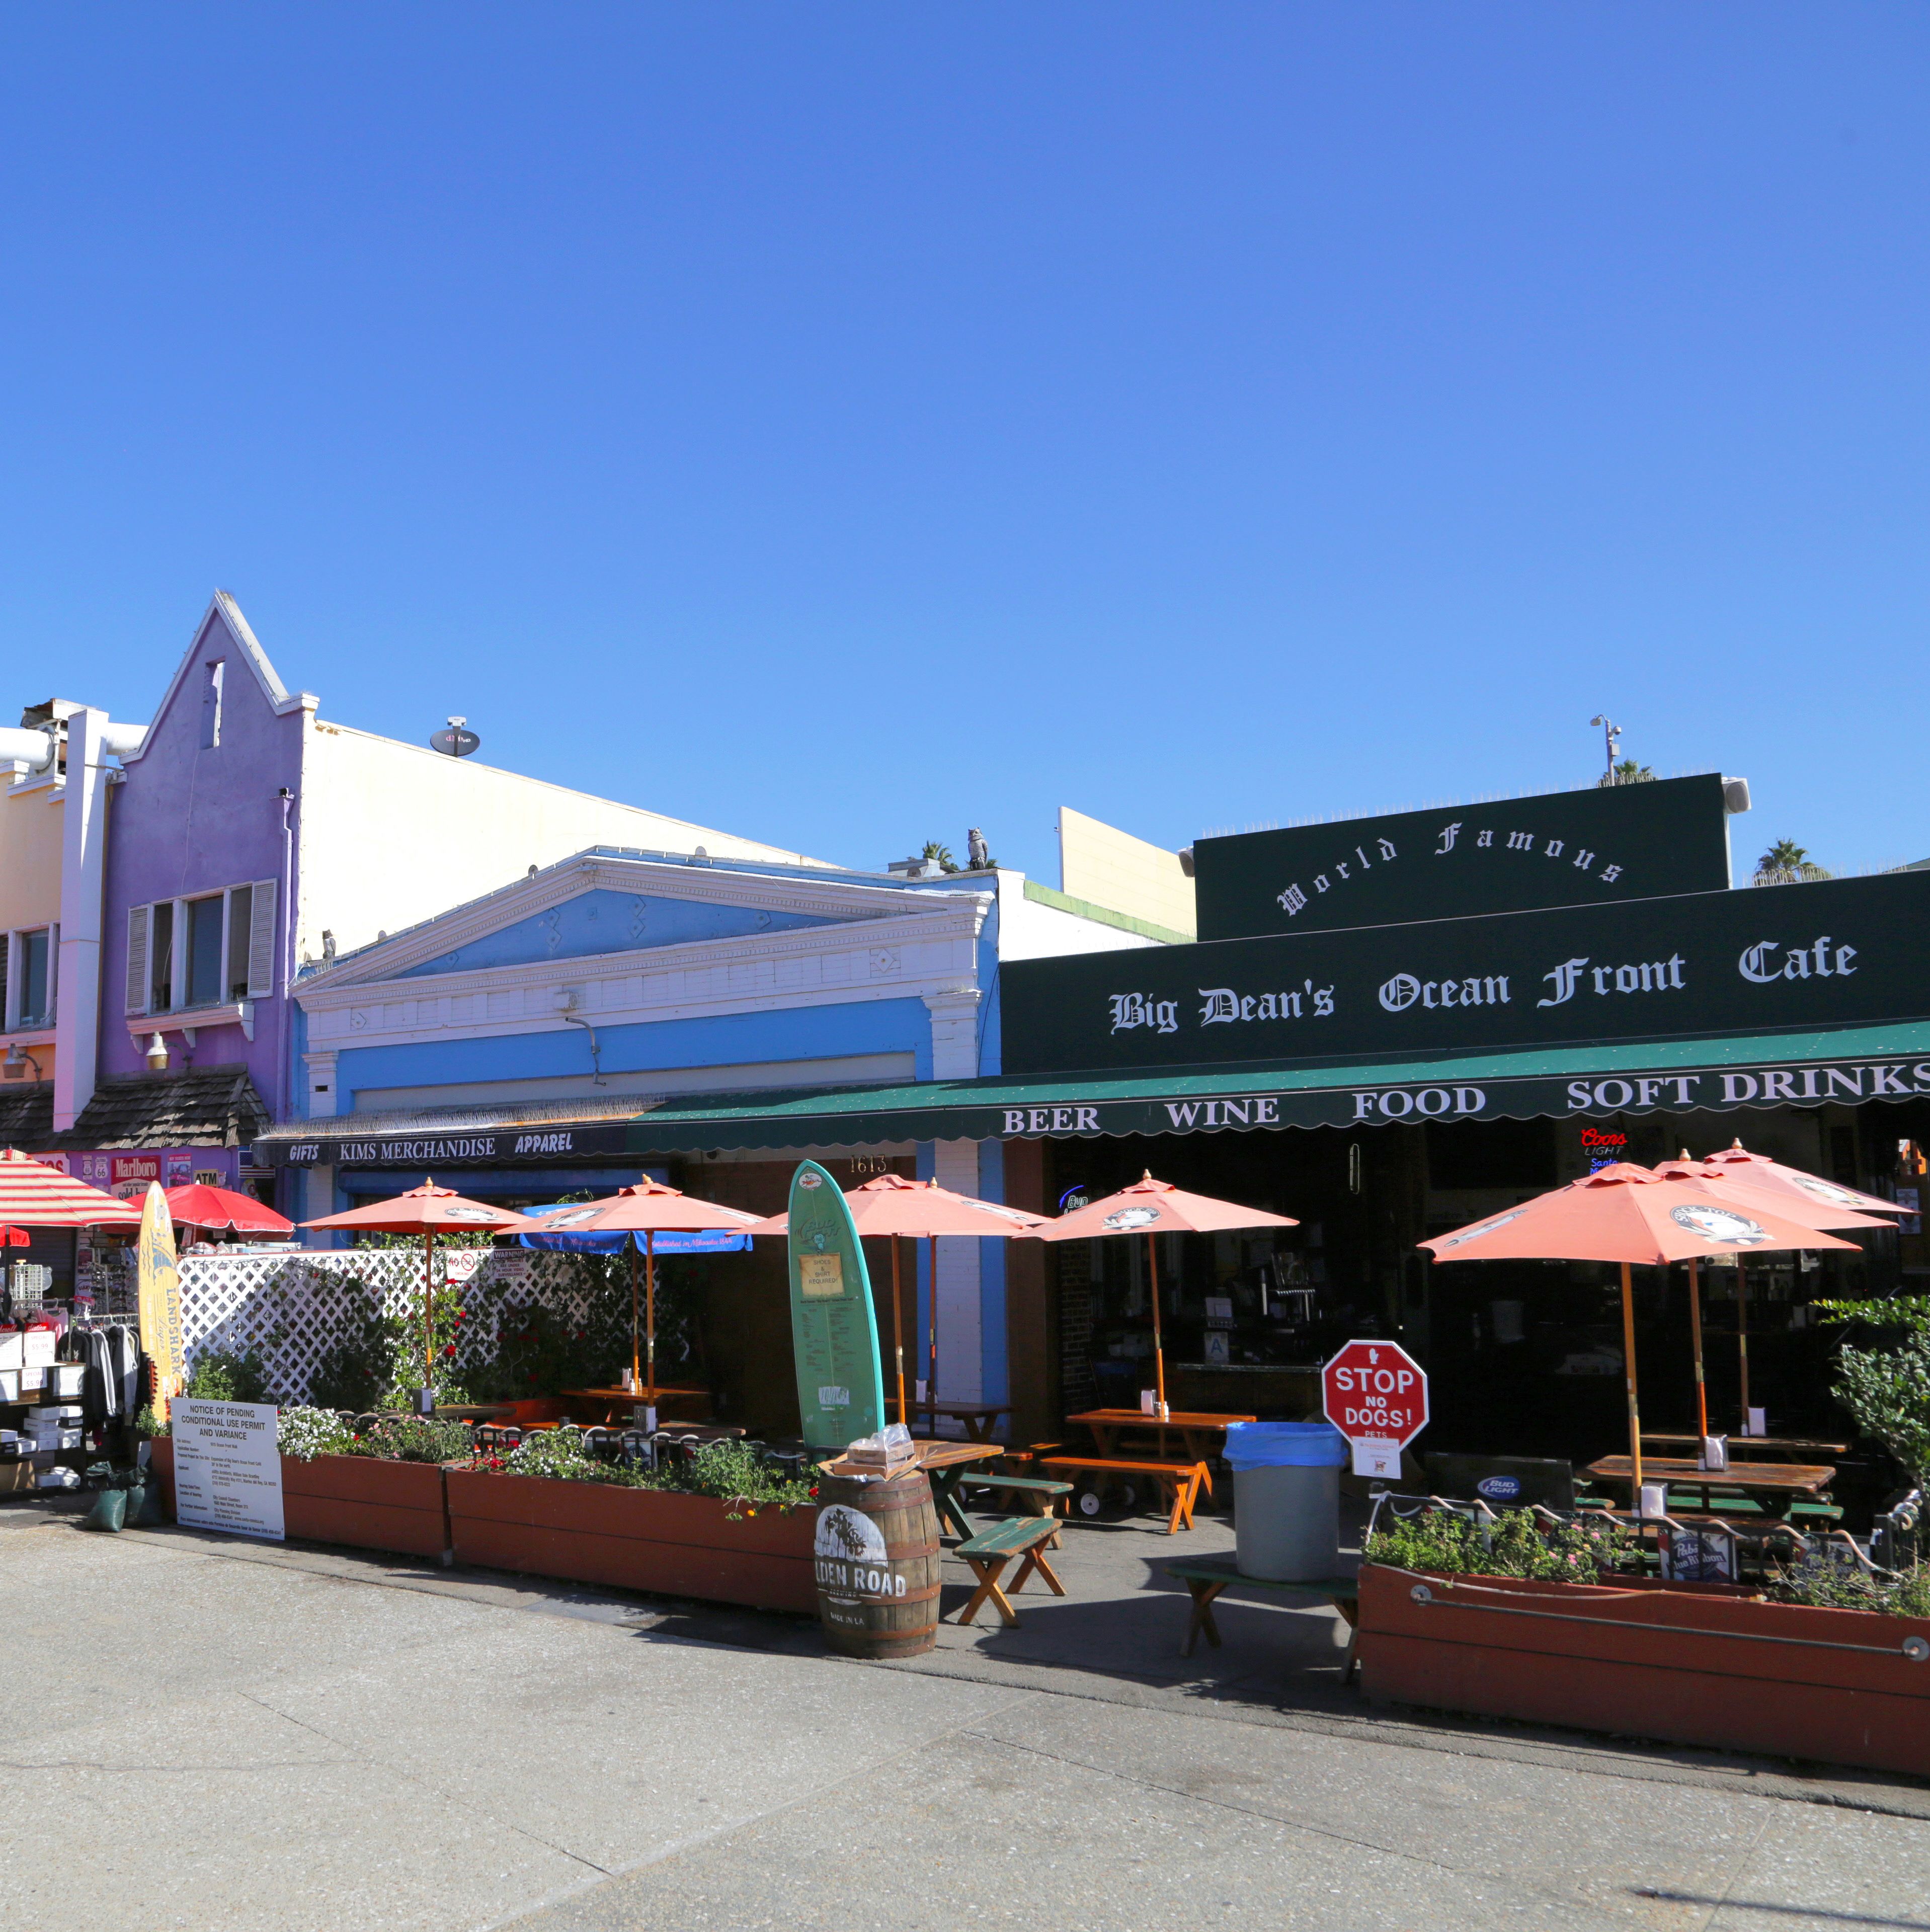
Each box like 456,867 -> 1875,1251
308,848 -> 990,989
122,592 -> 317,759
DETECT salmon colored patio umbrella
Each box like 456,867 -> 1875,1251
1032,1173 -> 1299,1417
303,1182 -> 529,1406
746,1175 -> 1048,1428
164,1183 -> 294,1239
1420,1163 -> 1857,1495
0,1148 -> 141,1227
1653,1152 -> 1894,1438
509,1180 -> 765,1407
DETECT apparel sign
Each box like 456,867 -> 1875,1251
1002,869 -> 1930,1077
1191,773 -> 1732,939
784,1161 -> 887,1452
262,1120 -> 635,1167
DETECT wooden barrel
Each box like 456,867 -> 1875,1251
813,1465 -> 942,1659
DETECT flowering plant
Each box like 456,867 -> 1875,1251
277,1406 -> 356,1462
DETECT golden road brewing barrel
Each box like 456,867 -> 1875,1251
813,1464 -> 941,1659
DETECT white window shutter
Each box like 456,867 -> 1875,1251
247,877 -> 278,997
125,906 -> 148,1015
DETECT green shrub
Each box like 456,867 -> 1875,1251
1364,1506 -> 1633,1582
186,1349 -> 273,1405
1774,1561 -> 1930,1618
348,1415 -> 475,1464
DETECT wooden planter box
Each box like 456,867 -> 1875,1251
444,1467 -> 816,1613
145,1438 -> 451,1559
1356,1562 -> 1930,1777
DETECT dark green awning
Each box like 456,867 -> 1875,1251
624,1020 -> 1930,1153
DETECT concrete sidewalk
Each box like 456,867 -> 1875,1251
6,1497 -> 1930,1930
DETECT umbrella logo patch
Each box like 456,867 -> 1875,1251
1793,1176 -> 1863,1208
1102,1207 -> 1161,1231
1671,1204 -> 1771,1246
1434,1209 -> 1526,1250
441,1205 -> 502,1221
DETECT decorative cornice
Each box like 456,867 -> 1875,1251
303,850 -> 992,988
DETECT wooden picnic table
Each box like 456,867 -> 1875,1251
911,1402 -> 1013,1444
1585,1455 -> 1836,1512
1164,1555 -> 1362,1680
559,1385 -> 711,1425
1641,1433 -> 1849,1461
1068,1408 -> 1257,1465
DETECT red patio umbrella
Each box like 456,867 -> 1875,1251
1031,1173 -> 1299,1416
0,1149 -> 140,1226
1421,1162 -> 1856,1494
507,1180 -> 765,1406
164,1183 -> 294,1238
303,1182 -> 529,1404
745,1175 -> 1048,1428
1653,1153 -> 1892,1438
1698,1139 -> 1908,1220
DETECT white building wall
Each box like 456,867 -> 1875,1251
295,720 -> 830,963
994,872 -> 1163,961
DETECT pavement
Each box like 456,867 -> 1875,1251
5,1490 -> 1930,1931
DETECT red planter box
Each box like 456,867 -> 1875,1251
1357,1562 -> 1930,1778
444,1467 -> 817,1613
146,1438 -> 451,1559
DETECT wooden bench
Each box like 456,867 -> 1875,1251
1040,1457 -> 1212,1535
954,1516 -> 1067,1627
1164,1556 -> 1362,1680
963,1474 -> 1074,1516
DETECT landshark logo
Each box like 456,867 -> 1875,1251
1432,1209 -> 1527,1250
1670,1204 -> 1771,1247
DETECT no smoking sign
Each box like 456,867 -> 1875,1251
1322,1338 -> 1429,1479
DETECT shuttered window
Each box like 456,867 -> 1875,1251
247,877 -> 277,997
125,905 -> 149,1015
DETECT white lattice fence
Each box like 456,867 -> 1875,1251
178,1249 -> 599,1405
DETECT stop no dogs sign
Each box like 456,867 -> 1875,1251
1322,1339 -> 1428,1479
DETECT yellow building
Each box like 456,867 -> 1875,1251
0,704 -> 68,1110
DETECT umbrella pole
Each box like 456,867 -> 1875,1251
1147,1232 -> 1167,1415
645,1230 -> 657,1406
628,1244 -> 640,1391
1620,1263 -> 1643,1500
926,1232 -> 937,1425
1687,1258 -> 1709,1443
890,1236 -> 907,1428
424,1230 -> 435,1399
1736,1257 -> 1751,1429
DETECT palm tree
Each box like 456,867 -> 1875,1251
1596,759 -> 1657,787
1755,838 -> 1831,885
921,841 -> 959,875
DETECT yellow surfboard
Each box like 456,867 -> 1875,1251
137,1181 -> 183,1418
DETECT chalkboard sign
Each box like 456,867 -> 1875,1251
785,1161 -> 886,1452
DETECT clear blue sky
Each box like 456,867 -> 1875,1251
3,8 -> 1925,882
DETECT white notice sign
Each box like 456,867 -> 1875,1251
172,1399 -> 285,1542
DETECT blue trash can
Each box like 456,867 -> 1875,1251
1224,1421 -> 1349,1581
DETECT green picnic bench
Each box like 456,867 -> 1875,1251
963,1473 -> 1074,1516
954,1516 -> 1068,1628
1164,1555 -> 1363,1681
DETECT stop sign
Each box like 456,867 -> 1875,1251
1322,1339 -> 1428,1477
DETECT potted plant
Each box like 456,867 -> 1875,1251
444,1430 -> 819,1613
1355,1507 -> 1930,1777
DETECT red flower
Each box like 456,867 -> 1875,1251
444,1344 -> 456,1357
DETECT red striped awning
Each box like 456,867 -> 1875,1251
0,1148 -> 143,1226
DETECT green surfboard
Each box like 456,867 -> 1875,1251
786,1161 -> 887,1451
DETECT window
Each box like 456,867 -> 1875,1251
5,927 -> 55,1029
201,660 -> 224,750
125,879 -> 277,1017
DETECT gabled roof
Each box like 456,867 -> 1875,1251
121,592 -> 316,762
301,846 -> 994,990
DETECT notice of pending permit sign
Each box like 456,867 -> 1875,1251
171,1398 -> 285,1542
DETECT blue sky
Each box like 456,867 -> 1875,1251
2,8 -> 1925,882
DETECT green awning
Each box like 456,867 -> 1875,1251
624,1020 -> 1930,1153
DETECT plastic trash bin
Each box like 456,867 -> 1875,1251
1225,1421 -> 1349,1581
